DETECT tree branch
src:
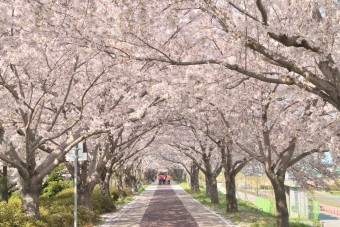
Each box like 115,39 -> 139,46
256,0 -> 268,25
288,149 -> 328,168
161,155 -> 190,174
246,38 -> 334,94
267,33 -> 320,53
236,142 -> 263,163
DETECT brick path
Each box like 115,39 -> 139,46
97,183 -> 233,227
140,184 -> 198,226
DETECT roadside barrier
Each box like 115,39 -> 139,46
319,205 -> 340,216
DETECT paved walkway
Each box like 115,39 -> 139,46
97,183 -> 233,227
319,212 -> 340,227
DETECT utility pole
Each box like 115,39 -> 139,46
74,144 -> 78,227
66,142 -> 86,227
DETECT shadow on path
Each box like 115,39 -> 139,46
140,184 -> 198,227
319,212 -> 340,220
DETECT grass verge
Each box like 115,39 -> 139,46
178,182 -> 320,227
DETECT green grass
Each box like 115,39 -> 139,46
178,182 -> 319,227
0,182 -> 150,227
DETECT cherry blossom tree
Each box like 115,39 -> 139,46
161,148 -> 201,192
67,124 -> 157,211
99,126 -> 159,203
167,122 -> 222,204
114,0 -> 339,111
201,111 -> 250,213
0,0 -> 169,218
0,50 -> 114,217
0,0 -> 120,217
235,83 -> 338,227
1,1 -> 338,225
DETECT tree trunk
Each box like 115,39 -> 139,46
20,177 -> 42,218
100,171 -> 111,197
99,173 -> 117,211
76,160 -> 96,210
190,164 -> 200,192
269,175 -> 289,227
173,168 -> 184,182
220,143 -> 245,213
100,179 -> 111,197
205,176 -> 211,198
225,173 -> 238,212
78,185 -> 94,209
209,177 -> 219,204
1,165 -> 8,202
202,154 -> 219,204
117,173 -> 124,197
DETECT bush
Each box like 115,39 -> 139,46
42,165 -> 72,198
0,200 -> 25,227
110,188 -> 120,201
41,180 -> 72,198
1,184 -> 95,227
123,187 -> 133,197
40,205 -> 93,227
40,188 -> 94,227
9,190 -> 21,199
92,189 -> 116,215
0,199 -> 46,227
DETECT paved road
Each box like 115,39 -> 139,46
97,183 -> 234,227
311,194 -> 340,208
319,212 -> 340,227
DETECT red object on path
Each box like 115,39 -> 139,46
158,175 -> 165,181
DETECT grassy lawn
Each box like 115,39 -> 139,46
178,182 -> 319,227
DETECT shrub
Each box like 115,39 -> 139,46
1,184 -> 95,227
110,188 -> 120,201
40,205 -> 93,227
0,200 -> 24,227
41,180 -> 72,198
0,196 -> 48,227
123,187 -> 133,197
9,190 -> 21,199
41,165 -> 72,198
0,199 -> 46,227
40,188 -> 94,227
43,165 -> 64,184
92,189 -> 116,215
8,197 -> 22,208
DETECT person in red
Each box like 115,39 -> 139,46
166,175 -> 172,184
158,174 -> 165,185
